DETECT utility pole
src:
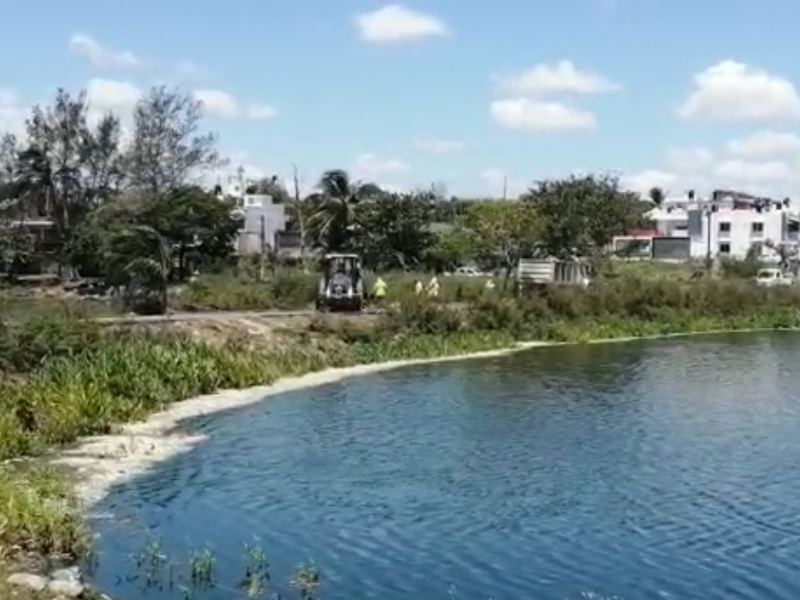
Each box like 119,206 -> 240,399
292,163 -> 308,271
237,165 -> 245,194
259,213 -> 267,281
502,175 -> 508,201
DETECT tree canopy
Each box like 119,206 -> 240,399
0,84 -> 654,306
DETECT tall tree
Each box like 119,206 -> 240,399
425,229 -> 477,272
125,86 -> 223,197
245,175 -> 290,203
82,112 -> 126,206
0,133 -> 21,219
285,164 -> 314,266
23,89 -> 91,228
524,174 -> 647,260
356,192 -> 435,270
648,186 -> 666,208
308,169 -> 382,252
462,201 -> 539,284
137,186 -> 242,278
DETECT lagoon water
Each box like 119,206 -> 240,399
91,333 -> 800,600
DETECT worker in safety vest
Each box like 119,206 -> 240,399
372,277 -> 387,304
427,275 -> 440,298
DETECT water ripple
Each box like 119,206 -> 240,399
91,332 -> 800,600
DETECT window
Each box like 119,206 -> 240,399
750,242 -> 763,257
718,243 -> 731,255
751,222 -> 764,235
719,222 -> 731,234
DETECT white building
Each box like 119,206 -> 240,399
641,191 -> 800,260
221,173 -> 287,255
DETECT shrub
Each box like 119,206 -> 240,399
174,273 -> 273,311
174,271 -> 317,311
0,307 -> 102,373
378,297 -> 464,335
268,270 -> 318,309
0,464 -> 89,556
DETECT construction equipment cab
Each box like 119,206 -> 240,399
317,253 -> 364,312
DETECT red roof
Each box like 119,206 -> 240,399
625,228 -> 657,238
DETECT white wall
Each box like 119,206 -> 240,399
649,206 -> 799,259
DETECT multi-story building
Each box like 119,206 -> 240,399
616,190 -> 800,261
218,171 -> 287,256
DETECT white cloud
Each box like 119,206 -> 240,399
204,152 -> 309,194
664,146 -> 714,173
479,168 -> 525,198
193,90 -> 277,120
194,89 -> 239,118
726,130 -> 800,158
86,79 -> 141,110
68,33 -> 141,68
497,61 -> 620,95
620,169 -> 677,195
352,153 -> 408,178
412,138 -> 465,154
624,142 -> 800,198
355,5 -> 449,43
489,98 -> 596,132
678,61 -> 800,123
246,104 -> 278,120
713,159 -> 792,183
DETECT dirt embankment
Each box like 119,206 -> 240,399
114,312 -> 378,352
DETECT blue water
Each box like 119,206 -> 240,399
90,333 -> 800,600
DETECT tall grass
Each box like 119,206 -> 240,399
376,277 -> 800,340
174,270 -> 490,311
2,276 -> 800,564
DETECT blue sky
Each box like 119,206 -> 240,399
2,0 -> 800,198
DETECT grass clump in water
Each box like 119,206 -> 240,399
124,536 -> 319,599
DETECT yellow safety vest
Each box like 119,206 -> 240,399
373,279 -> 387,297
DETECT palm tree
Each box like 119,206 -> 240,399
648,186 -> 666,208
106,224 -> 171,314
308,169 -> 382,252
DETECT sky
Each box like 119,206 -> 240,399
2,0 -> 800,198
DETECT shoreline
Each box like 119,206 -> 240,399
52,340 -> 549,508
51,326 -> 797,509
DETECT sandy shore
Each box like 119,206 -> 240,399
52,326 -> 793,509
53,341 -> 550,508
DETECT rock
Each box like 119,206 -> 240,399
47,578 -> 85,597
6,572 -> 48,592
50,565 -> 82,582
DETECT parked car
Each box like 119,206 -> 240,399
453,266 -> 484,277
755,268 -> 793,287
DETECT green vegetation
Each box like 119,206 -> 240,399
114,537 -> 318,600
1,85 -> 799,598
0,83 -> 661,315
1,82 -> 786,321
2,278 -> 800,566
